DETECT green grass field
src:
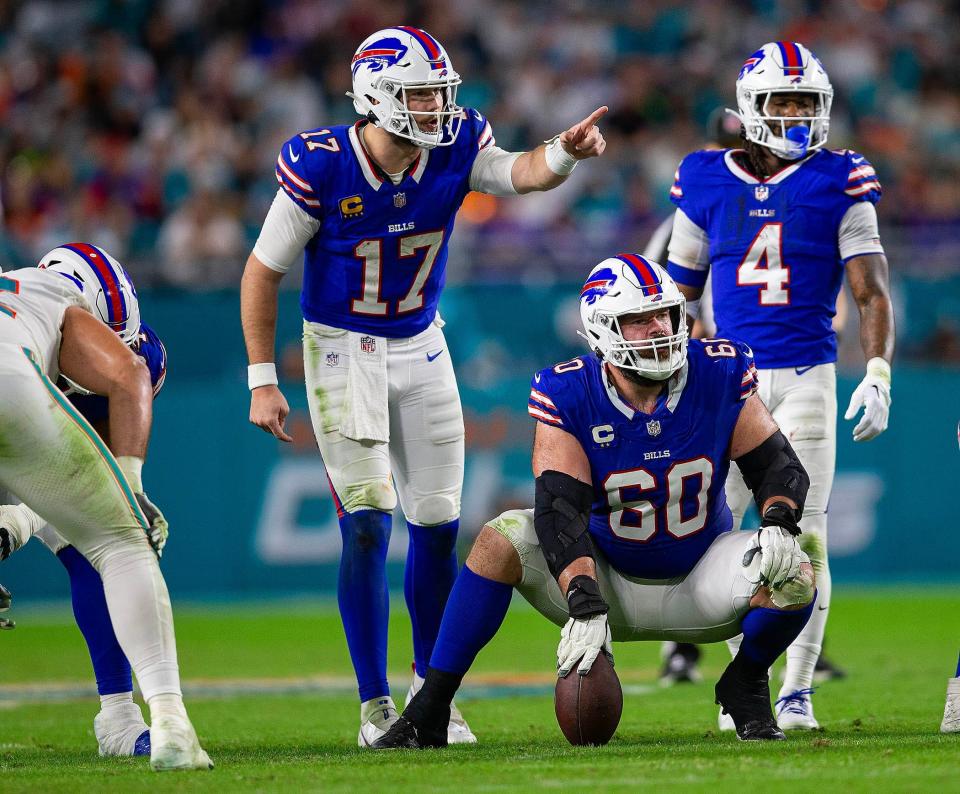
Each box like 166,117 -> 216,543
1,588 -> 958,792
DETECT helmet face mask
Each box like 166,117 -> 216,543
579,255 -> 688,382
348,28 -> 463,149
731,41 -> 833,161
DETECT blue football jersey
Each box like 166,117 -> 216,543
528,340 -> 759,579
275,110 -> 497,338
68,321 -> 167,423
668,148 -> 882,368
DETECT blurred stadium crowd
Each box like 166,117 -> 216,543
0,0 -> 958,358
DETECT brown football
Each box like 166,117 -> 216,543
554,652 -> 623,745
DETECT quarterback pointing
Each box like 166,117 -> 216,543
666,42 -> 895,729
375,255 -> 816,749
240,26 -> 606,745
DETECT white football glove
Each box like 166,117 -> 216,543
557,614 -> 613,677
742,525 -> 805,589
135,492 -> 169,558
844,357 -> 891,442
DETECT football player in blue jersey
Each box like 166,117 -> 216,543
374,255 -> 817,748
0,244 -> 168,757
665,42 -> 896,730
240,26 -> 607,746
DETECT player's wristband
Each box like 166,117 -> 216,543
566,575 -> 609,619
865,357 -> 891,386
544,136 -> 578,176
248,362 -> 279,390
685,298 -> 702,321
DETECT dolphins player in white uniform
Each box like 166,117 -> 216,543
0,264 -> 211,771
666,41 -> 895,729
240,26 -> 606,745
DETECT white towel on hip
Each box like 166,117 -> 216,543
340,332 -> 389,444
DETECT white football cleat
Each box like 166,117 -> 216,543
94,701 -> 151,756
775,688 -> 820,730
941,677 -> 960,733
717,707 -> 736,732
149,714 -> 213,771
407,671 -> 477,744
358,696 -> 399,747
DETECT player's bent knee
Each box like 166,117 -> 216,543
466,522 -> 523,586
407,493 -> 460,527
339,478 -> 397,513
754,561 -> 816,610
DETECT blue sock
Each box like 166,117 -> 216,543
429,566 -> 513,676
954,652 -> 960,678
57,546 -> 133,696
404,519 -> 459,677
338,509 -> 392,702
739,593 -> 817,671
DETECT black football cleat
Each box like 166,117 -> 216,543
372,715 -> 447,750
0,583 -> 14,629
660,642 -> 702,685
715,659 -> 785,741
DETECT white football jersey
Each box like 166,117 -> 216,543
0,267 -> 92,378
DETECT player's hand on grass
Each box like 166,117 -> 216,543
558,575 -> 613,677
559,106 -> 608,160
0,582 -> 14,629
135,492 -> 169,558
250,384 -> 293,443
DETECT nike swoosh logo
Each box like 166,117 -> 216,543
794,365 -> 816,376
288,145 -> 300,163
817,605 -> 828,611
534,373 -> 541,383
851,155 -> 865,164
426,350 -> 444,362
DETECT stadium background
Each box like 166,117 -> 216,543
1,0 -> 958,599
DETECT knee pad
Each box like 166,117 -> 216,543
407,494 -> 459,527
770,558 -> 816,609
339,478 -> 397,514
35,525 -> 69,555
488,509 -> 537,556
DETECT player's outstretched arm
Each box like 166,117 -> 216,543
844,253 -> 895,442
241,252 -> 292,443
511,106 -> 607,194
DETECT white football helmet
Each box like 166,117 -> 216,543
579,254 -> 687,381
730,41 -> 833,161
347,27 -> 462,149
39,243 -> 141,345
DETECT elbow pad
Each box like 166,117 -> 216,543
534,470 -> 596,581
735,430 -> 809,519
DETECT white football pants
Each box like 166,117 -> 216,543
302,319 -> 464,526
489,509 -> 778,641
0,344 -> 181,699
725,363 -> 836,693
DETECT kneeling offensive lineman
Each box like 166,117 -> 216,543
375,255 -> 816,747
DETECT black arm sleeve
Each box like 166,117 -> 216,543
734,430 -> 809,523
533,470 -> 596,582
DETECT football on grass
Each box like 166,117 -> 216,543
554,652 -> 623,745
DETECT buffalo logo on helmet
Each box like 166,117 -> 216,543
351,38 -> 409,74
738,50 -> 764,80
580,267 -> 618,306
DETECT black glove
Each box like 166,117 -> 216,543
761,502 -> 802,536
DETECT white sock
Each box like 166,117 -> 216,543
92,541 -> 182,702
148,692 -> 188,722
100,691 -> 134,709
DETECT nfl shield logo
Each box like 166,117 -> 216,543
360,336 -> 377,354
754,185 -> 770,202
393,192 -> 406,208
646,419 -> 661,437
325,352 -> 339,367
